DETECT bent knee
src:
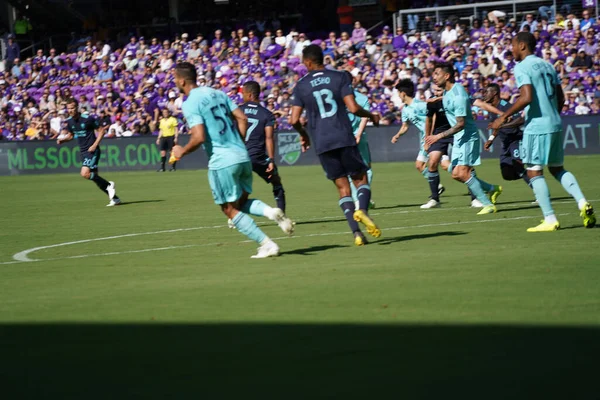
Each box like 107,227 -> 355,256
81,170 -> 91,179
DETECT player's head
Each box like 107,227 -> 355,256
66,97 -> 79,117
174,62 -> 198,93
162,108 -> 170,117
512,32 -> 536,61
242,81 -> 261,102
484,83 -> 501,103
430,83 -> 444,97
395,78 -> 415,101
302,44 -> 324,70
432,62 -> 455,87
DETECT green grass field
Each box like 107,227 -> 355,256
1,156 -> 599,399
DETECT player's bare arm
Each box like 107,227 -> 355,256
426,116 -> 464,146
489,84 -> 532,130
355,117 -> 368,144
290,105 -> 310,152
343,94 -> 380,126
485,115 -> 525,151
56,132 -> 74,145
172,124 -> 205,160
391,122 -> 409,143
556,84 -> 565,113
473,99 -> 503,116
232,108 -> 248,139
265,125 -> 275,174
88,126 -> 107,153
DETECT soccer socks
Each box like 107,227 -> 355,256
466,177 -> 492,206
366,169 -> 373,185
90,173 -> 109,195
232,211 -> 267,244
356,184 -> 372,211
554,170 -> 587,210
521,172 -> 532,187
471,170 -> 494,192
530,176 -> 556,222
421,169 -> 429,179
339,196 -> 360,233
272,184 -> 286,213
160,156 -> 166,170
428,171 -> 440,202
349,177 -> 359,203
241,199 -> 270,217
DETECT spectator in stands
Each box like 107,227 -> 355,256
352,21 -> 367,48
4,35 -> 19,71
441,22 -> 457,47
580,9 -> 596,31
573,49 -> 593,69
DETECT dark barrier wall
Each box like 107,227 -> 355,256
1,115 -> 599,176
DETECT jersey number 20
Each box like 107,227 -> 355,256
313,89 -> 338,119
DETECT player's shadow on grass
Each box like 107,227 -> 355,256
1,323 -> 598,399
373,203 -> 430,210
120,200 -> 166,206
282,244 -> 348,256
503,196 -> 571,206
295,218 -> 346,226
375,231 -> 466,245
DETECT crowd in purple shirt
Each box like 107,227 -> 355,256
2,6 -> 600,141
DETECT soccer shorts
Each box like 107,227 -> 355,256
357,139 -> 371,165
252,158 -> 279,184
208,161 -> 253,205
159,136 -> 175,152
81,148 -> 101,170
520,131 -> 564,167
500,139 -> 522,166
451,135 -> 481,168
427,136 -> 453,155
318,146 -> 368,180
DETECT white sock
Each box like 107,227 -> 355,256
263,206 -> 277,220
578,199 -> 588,211
545,214 -> 558,224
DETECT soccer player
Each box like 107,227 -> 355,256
240,81 -> 286,212
489,32 -> 596,231
58,98 -> 121,206
425,62 -> 501,215
482,83 -> 531,188
170,62 -> 294,258
391,79 -> 445,198
345,71 -> 375,210
156,108 -> 179,172
290,45 -> 380,246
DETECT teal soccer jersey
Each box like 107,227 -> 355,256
513,54 -> 562,135
348,90 -> 370,135
182,87 -> 250,170
442,83 -> 478,142
401,99 -> 427,137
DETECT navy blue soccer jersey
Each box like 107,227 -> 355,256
241,101 -> 275,160
291,69 -> 356,154
427,100 -> 451,135
490,100 -> 522,146
65,113 -> 100,152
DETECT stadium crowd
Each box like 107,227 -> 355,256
1,3 -> 600,141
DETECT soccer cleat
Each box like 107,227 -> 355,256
488,185 -> 503,204
471,199 -> 484,208
369,200 -> 376,210
227,218 -> 236,229
527,220 -> 560,232
531,200 -> 539,205
420,199 -> 440,209
250,240 -> 280,259
580,202 -> 596,228
438,184 -> 445,196
477,205 -> 497,215
169,168 -> 176,172
107,181 -> 116,200
157,168 -> 165,172
168,152 -> 179,164
272,208 -> 295,236
353,210 -> 381,238
354,232 -> 368,246
106,198 -> 122,207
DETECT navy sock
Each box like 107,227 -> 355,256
91,173 -> 109,194
428,171 -> 440,201
272,184 -> 286,213
339,196 -> 360,233
521,172 -> 531,187
356,184 -> 371,211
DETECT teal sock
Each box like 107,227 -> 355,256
530,176 -> 555,217
241,199 -> 269,217
349,177 -> 358,203
554,170 -> 586,208
471,170 -> 493,192
367,169 -> 373,186
232,212 -> 267,244
422,169 -> 429,179
466,177 -> 492,206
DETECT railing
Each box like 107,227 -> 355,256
19,35 -> 73,57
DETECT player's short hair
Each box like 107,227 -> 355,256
66,97 -> 78,107
514,32 -> 536,53
242,81 -> 261,99
434,62 -> 455,83
395,78 -> 415,98
174,62 -> 197,83
302,44 -> 324,65
487,83 -> 501,95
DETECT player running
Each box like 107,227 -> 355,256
58,98 -> 121,206
240,81 -> 287,213
425,62 -> 501,215
489,32 -> 596,231
391,79 -> 445,198
290,45 -> 381,246
170,62 -> 294,258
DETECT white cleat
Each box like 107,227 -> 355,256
272,208 -> 295,236
107,181 -> 116,200
227,218 -> 236,229
106,198 -> 122,207
471,199 -> 484,208
420,199 -> 440,209
251,239 -> 280,259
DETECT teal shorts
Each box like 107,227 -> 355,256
451,136 -> 481,168
208,161 -> 253,205
357,139 -> 371,165
520,131 -> 564,167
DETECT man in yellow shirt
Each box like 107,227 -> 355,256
25,120 -> 40,140
156,109 -> 179,171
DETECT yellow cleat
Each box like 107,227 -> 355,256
353,210 -> 381,238
527,220 -> 560,232
477,205 -> 497,215
581,202 -> 596,228
169,152 -> 179,164
489,185 -> 503,205
354,232 -> 368,246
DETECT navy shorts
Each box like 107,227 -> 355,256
428,136 -> 453,155
81,148 -> 101,170
500,140 -> 522,166
252,159 -> 279,184
318,146 -> 368,181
